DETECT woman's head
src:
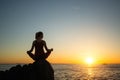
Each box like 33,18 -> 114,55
35,31 -> 43,40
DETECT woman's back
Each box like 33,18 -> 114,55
34,40 -> 45,56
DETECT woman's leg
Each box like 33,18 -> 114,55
45,50 -> 52,59
27,51 -> 35,60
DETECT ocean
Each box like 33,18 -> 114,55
0,64 -> 120,80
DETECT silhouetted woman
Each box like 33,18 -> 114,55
27,31 -> 54,80
27,31 -> 53,61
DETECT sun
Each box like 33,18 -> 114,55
85,57 -> 94,65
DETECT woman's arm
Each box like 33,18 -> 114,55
44,41 -> 49,51
43,41 -> 53,52
28,41 -> 35,52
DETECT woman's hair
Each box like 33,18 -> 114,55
35,31 -> 43,39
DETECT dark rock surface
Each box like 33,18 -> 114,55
0,60 -> 54,80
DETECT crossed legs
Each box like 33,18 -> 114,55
27,51 -> 52,61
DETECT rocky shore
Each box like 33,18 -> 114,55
0,60 -> 54,80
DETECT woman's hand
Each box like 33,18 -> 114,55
47,48 -> 53,52
27,50 -> 31,54
51,48 -> 53,51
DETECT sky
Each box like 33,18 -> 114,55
0,0 -> 120,64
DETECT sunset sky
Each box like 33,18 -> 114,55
0,0 -> 120,64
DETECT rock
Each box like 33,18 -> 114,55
0,60 -> 54,80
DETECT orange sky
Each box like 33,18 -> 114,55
0,0 -> 120,64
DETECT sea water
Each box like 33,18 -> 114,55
0,64 -> 120,80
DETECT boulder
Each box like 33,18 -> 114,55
0,60 -> 54,80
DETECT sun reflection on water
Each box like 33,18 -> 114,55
87,67 -> 95,80
88,68 -> 92,75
